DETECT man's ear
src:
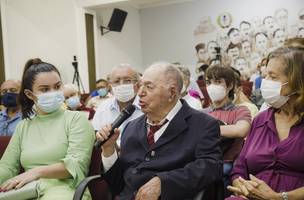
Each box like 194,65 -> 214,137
168,86 -> 177,102
24,89 -> 35,101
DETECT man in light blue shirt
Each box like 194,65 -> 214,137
0,80 -> 22,136
92,64 -> 143,146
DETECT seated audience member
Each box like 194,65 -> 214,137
89,78 -> 110,98
86,78 -> 111,110
196,63 -> 212,108
227,46 -> 304,200
177,65 -> 202,110
250,58 -> 267,109
203,65 -> 251,194
0,58 -> 95,199
63,83 -> 95,120
233,70 -> 259,118
0,80 -> 22,136
96,62 -> 222,200
92,63 -> 143,146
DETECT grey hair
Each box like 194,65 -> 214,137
176,65 -> 191,79
149,62 -> 183,95
109,63 -> 140,81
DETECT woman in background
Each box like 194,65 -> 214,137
227,45 -> 304,199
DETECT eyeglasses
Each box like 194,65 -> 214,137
0,88 -> 18,95
110,79 -> 137,86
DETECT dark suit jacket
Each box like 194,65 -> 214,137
102,101 -> 223,200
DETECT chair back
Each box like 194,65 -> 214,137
88,148 -> 110,200
0,136 -> 11,158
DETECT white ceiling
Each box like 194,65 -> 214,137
127,0 -> 194,9
78,0 -> 194,9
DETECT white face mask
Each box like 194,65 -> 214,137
112,84 -> 135,103
206,84 -> 227,102
260,79 -> 291,108
36,91 -> 64,113
66,96 -> 81,110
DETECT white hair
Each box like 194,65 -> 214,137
148,62 -> 183,95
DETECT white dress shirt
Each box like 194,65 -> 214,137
182,93 -> 202,111
92,96 -> 143,146
102,100 -> 182,172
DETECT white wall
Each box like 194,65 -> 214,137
140,0 -> 304,73
1,0 -> 91,91
94,6 -> 143,79
2,0 -> 303,89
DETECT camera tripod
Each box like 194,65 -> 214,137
72,56 -> 85,93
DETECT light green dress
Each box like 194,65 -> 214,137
0,108 -> 95,200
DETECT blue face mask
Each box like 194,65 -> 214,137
36,91 -> 64,113
1,92 -> 18,107
66,96 -> 81,110
97,88 -> 108,97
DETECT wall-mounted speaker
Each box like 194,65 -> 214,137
108,8 -> 128,32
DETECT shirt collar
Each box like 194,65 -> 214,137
0,108 -> 9,118
255,108 -> 277,133
0,108 -> 22,120
147,100 -> 182,126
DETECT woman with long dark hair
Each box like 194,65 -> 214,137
0,58 -> 95,199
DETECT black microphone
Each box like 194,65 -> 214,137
94,104 -> 136,149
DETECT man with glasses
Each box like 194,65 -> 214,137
96,62 -> 222,200
0,80 -> 22,136
92,64 -> 143,146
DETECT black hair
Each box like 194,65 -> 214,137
18,58 -> 61,119
96,78 -> 108,84
205,65 -> 236,100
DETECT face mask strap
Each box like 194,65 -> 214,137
281,81 -> 288,87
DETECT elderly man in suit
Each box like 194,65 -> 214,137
96,62 -> 223,200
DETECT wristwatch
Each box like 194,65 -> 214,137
281,192 -> 288,200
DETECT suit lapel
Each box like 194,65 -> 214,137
136,115 -> 150,151
151,103 -> 192,150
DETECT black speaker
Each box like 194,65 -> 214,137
108,8 -> 128,32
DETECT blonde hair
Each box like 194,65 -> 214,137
268,46 -> 304,116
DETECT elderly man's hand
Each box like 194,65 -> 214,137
135,176 -> 161,200
96,124 -> 120,157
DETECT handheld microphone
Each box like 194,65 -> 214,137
94,104 -> 136,149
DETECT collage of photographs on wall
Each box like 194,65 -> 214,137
194,8 -> 304,84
